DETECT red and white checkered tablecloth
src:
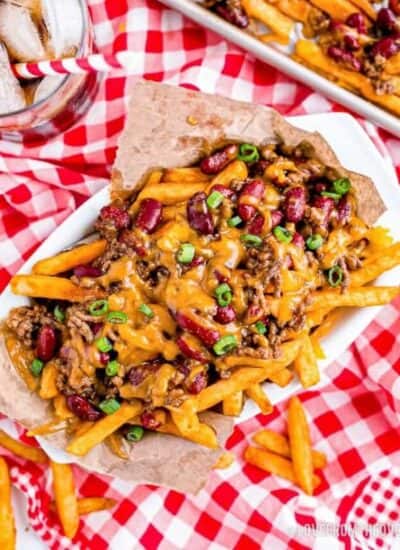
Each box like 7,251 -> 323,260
1,1 -> 400,548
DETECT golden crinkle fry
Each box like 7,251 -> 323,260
245,396 -> 327,494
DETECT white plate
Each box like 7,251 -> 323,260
161,0 -> 400,138
1,112 -> 399,458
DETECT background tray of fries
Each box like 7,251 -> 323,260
161,0 -> 400,138
1,112 -> 399,468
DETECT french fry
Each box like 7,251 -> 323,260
162,167 -> 210,183
206,160 -> 248,191
4,335 -> 38,392
350,243 -> 400,287
348,0 -> 377,19
27,420 -> 69,437
268,368 -> 294,388
294,335 -> 320,388
308,0 -> 362,20
131,182 -> 206,211
241,0 -> 294,41
50,497 -> 117,516
287,397 -> 314,495
0,457 -> 16,550
158,420 -> 218,449
32,240 -> 106,275
51,462 -> 79,539
10,275 -> 103,302
0,429 -> 47,463
309,287 -> 400,311
39,362 -> 59,399
266,0 -> 311,23
105,433 -> 129,460
253,429 -> 327,469
53,395 -> 74,420
66,401 -> 143,456
385,52 -> 400,75
146,170 -> 163,186
295,40 -> 400,116
246,384 -> 273,414
213,452 -> 235,470
244,447 -> 321,489
194,340 -> 301,412
222,391 -> 244,416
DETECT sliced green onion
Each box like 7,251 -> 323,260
213,335 -> 238,356
321,191 -> 341,200
99,398 -> 120,415
126,426 -> 144,442
332,177 -> 351,196
215,283 -> 233,307
227,216 -> 242,227
107,311 -> 128,324
54,305 -> 65,323
95,337 -> 112,353
238,143 -> 260,163
88,300 -> 109,317
240,234 -> 263,248
207,190 -> 224,209
139,304 -> 154,318
31,358 -> 44,377
306,234 -> 323,251
327,265 -> 344,287
273,226 -> 293,244
254,321 -> 267,335
177,243 -> 195,264
105,360 -> 120,377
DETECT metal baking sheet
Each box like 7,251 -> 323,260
161,0 -> 400,138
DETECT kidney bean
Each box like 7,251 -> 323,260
337,196 -> 352,224
188,372 -> 208,395
135,198 -> 163,234
73,264 -> 102,278
241,179 -> 265,199
200,144 -> 238,174
188,256 -> 205,269
214,270 -> 229,284
292,232 -> 305,248
390,0 -> 400,16
177,336 -> 207,362
327,46 -> 362,71
66,395 -> 102,422
247,214 -> 264,235
371,37 -> 400,59
249,160 -> 269,177
209,184 -> 235,198
283,186 -> 306,223
91,322 -> 103,336
99,352 -> 110,365
176,312 -> 219,347
128,368 -> 145,386
246,303 -> 262,320
346,12 -> 367,34
238,203 -> 256,222
313,195 -> 335,225
271,210 -> 283,228
187,192 -> 215,235
36,326 -> 57,362
99,205 -> 130,230
343,34 -> 360,51
314,181 -> 327,194
141,411 -> 161,430
376,8 -> 397,34
215,2 -> 249,28
214,305 -> 236,324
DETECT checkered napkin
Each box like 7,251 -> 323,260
1,1 -> 400,548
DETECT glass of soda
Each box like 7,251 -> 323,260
0,0 -> 99,142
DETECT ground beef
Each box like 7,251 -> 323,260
338,256 -> 350,292
237,328 -> 270,358
305,8 -> 331,36
66,305 -> 100,343
136,259 -> 169,286
244,239 -> 274,274
56,346 -> 96,398
6,304 -> 54,348
93,238 -> 129,273
373,79 -> 395,96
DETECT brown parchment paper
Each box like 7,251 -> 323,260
113,81 -> 385,224
0,81 -> 387,495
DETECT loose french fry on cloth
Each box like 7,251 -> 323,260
294,334 -> 320,388
50,497 -> 117,516
32,240 -> 106,275
0,429 -> 47,463
245,384 -> 273,414
51,461 -> 79,539
0,457 -> 16,550
253,429 -> 327,469
288,397 -> 314,495
222,391 -> 244,416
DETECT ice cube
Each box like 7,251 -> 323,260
0,42 -> 26,114
41,0 -> 83,58
0,1 -> 46,62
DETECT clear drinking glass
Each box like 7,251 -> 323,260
0,0 -> 99,142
